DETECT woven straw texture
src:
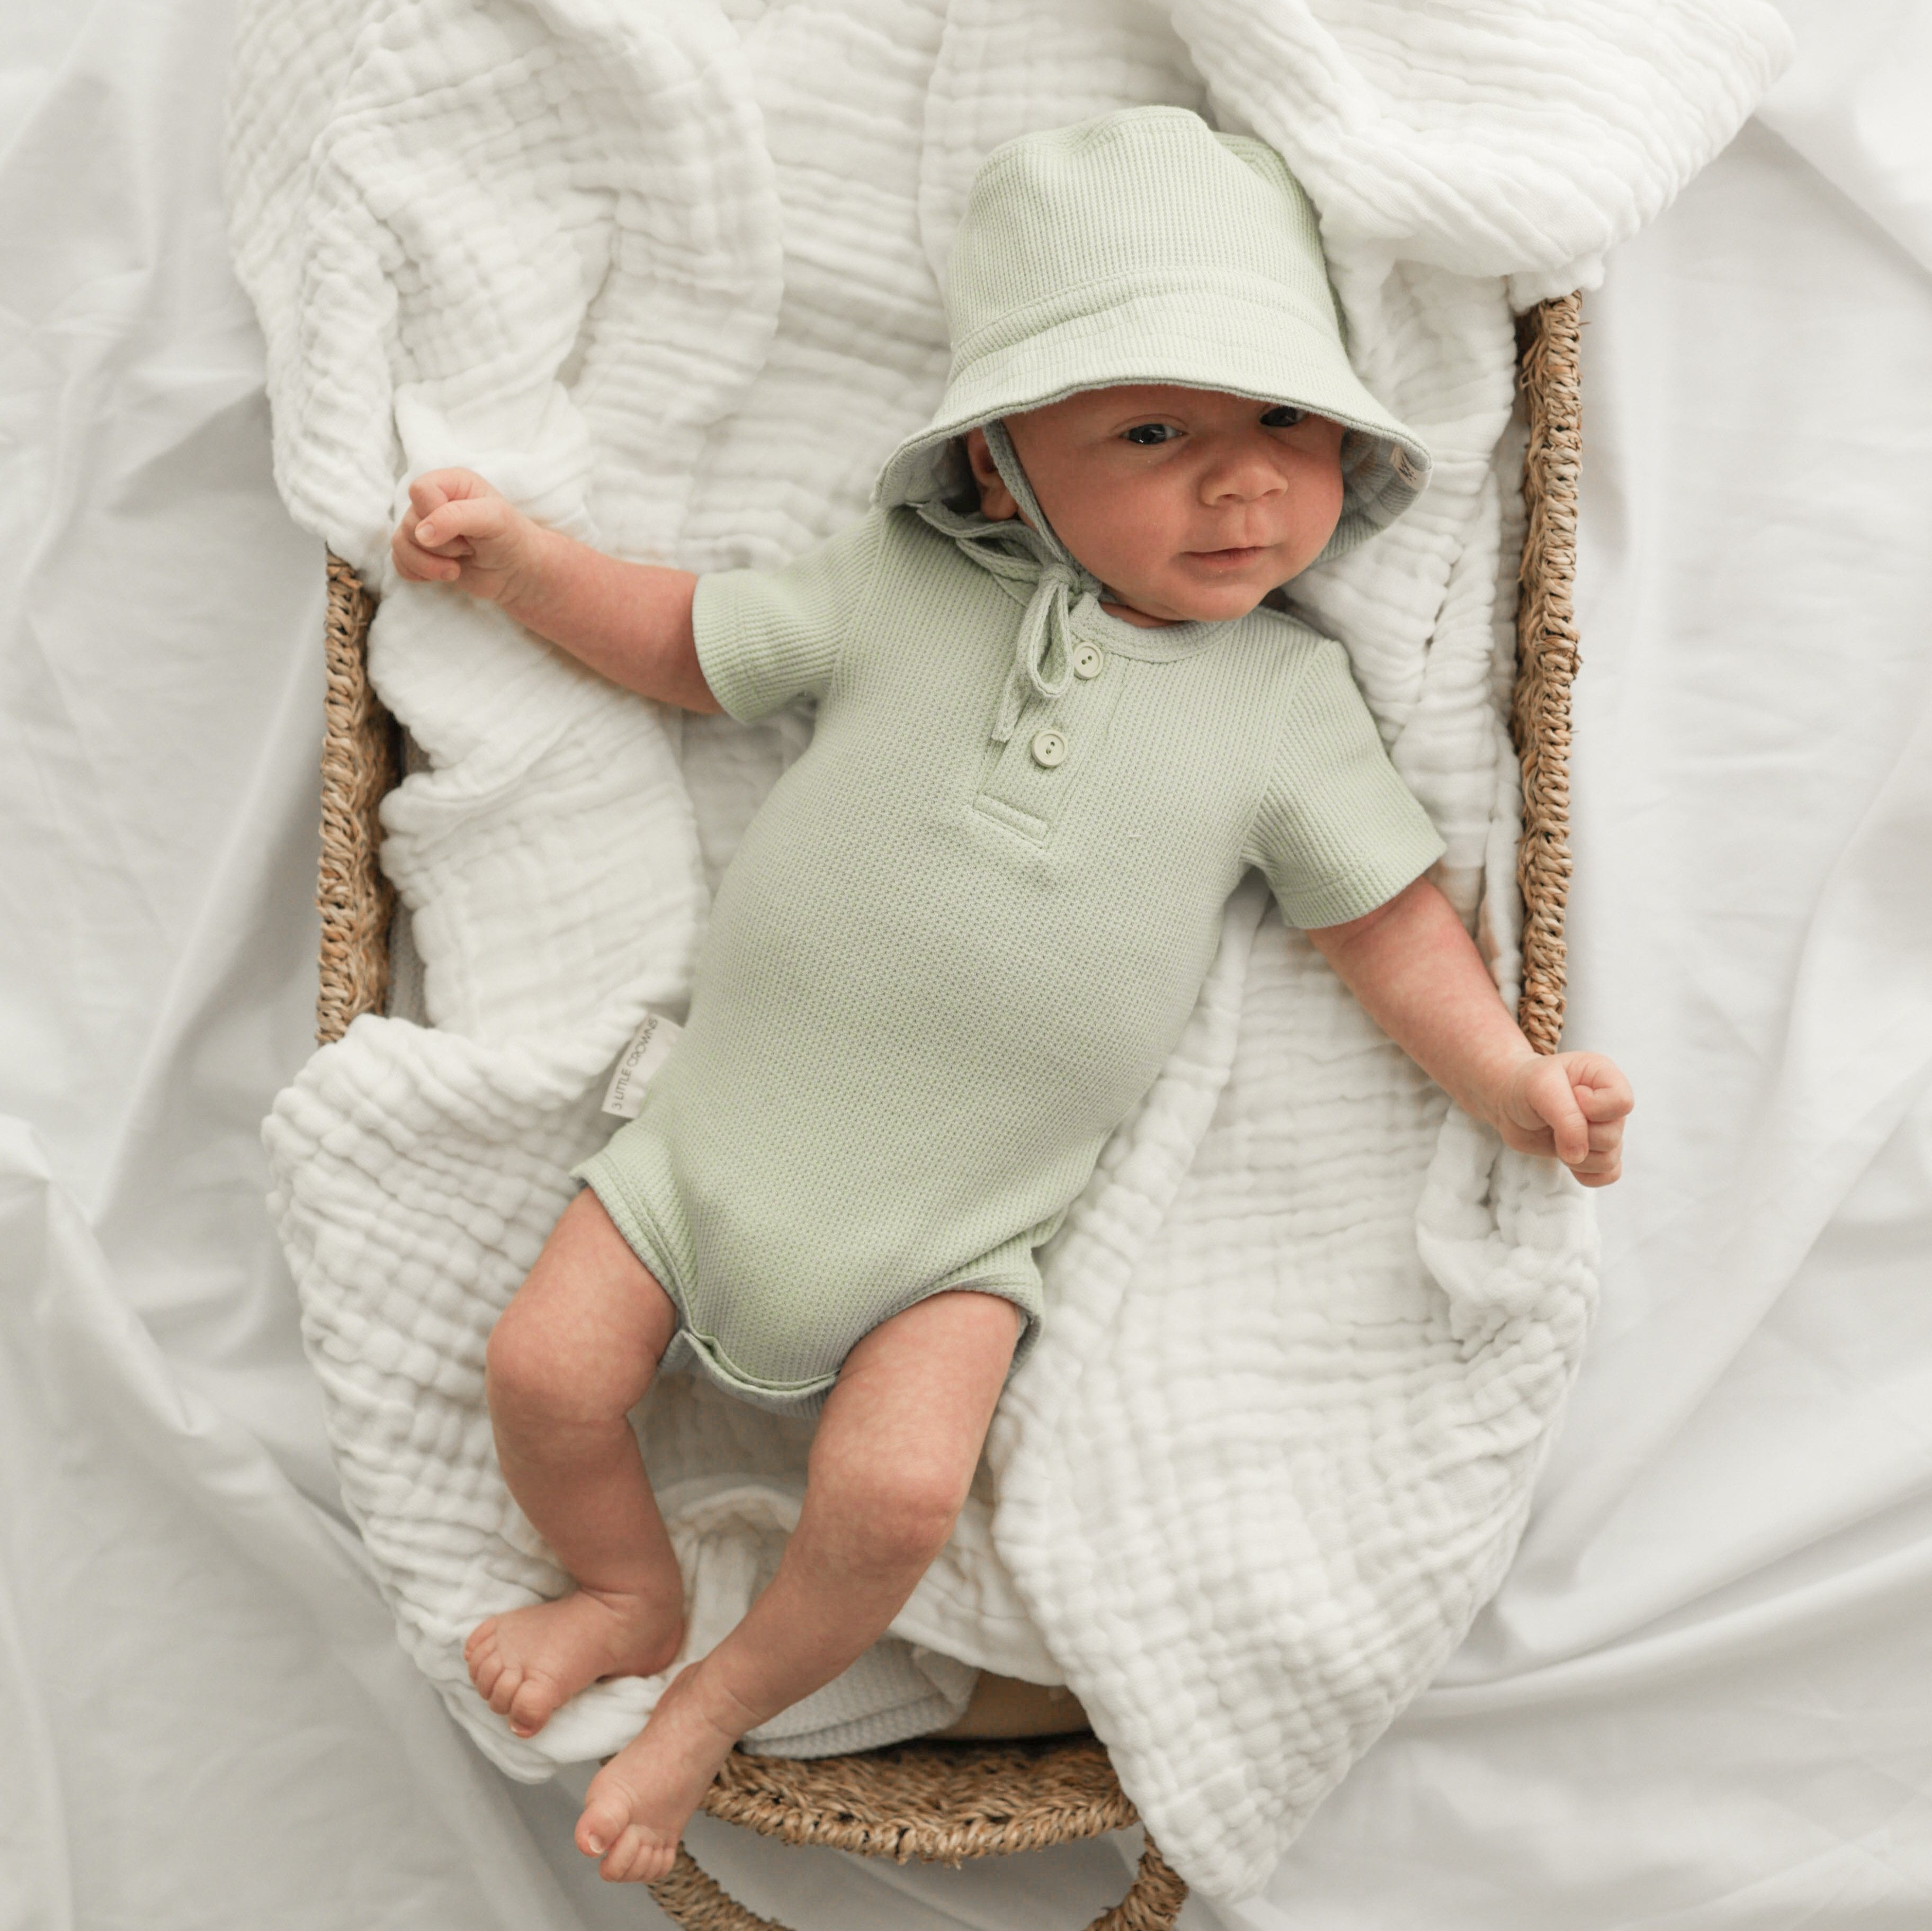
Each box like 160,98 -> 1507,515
317,553 -> 393,1046
1512,292 -> 1582,1054
651,1736 -> 1186,1930
307,297 -> 1581,1926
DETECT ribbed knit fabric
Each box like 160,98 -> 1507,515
575,507 -> 1443,1415
875,106 -> 1430,561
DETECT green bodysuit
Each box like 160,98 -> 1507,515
575,502 -> 1445,1415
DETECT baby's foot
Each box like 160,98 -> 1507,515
574,1661 -> 753,1884
466,1584 -> 683,1739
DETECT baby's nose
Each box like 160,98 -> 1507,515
1200,446 -> 1288,503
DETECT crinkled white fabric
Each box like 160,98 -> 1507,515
14,3 -> 1932,1925
231,0 -> 1784,1896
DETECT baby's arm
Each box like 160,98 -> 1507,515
391,470 -> 720,713
1307,876 -> 1632,1186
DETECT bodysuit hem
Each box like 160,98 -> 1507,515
570,1156 -> 692,1324
571,1155 -> 1044,1421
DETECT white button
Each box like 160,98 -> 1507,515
1072,642 -> 1104,680
1031,729 -> 1067,769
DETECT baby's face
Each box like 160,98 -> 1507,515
968,384 -> 1346,626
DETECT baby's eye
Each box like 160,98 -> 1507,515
1260,405 -> 1308,428
1122,423 -> 1178,446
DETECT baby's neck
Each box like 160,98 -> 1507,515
1098,594 -> 1173,629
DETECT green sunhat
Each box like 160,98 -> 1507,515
876,105 -> 1429,562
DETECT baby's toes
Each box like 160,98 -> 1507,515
507,1674 -> 558,1737
599,1825 -> 647,1883
470,1651 -> 511,1705
576,1785 -> 636,1862
602,1825 -> 676,1885
630,1839 -> 681,1887
466,1628 -> 500,1690
471,1652 -> 505,1703
482,1660 -> 525,1717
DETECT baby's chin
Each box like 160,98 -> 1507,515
1113,558 -> 1286,625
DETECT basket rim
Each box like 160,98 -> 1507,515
702,1732 -> 1135,1860
308,293 -> 1586,1856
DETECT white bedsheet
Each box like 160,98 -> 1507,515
4,1 -> 1928,1925
232,0 -> 1797,1896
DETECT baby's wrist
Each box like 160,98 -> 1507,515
1475,1041 -> 1542,1134
496,519 -> 565,628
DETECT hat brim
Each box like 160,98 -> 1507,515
874,284 -> 1430,562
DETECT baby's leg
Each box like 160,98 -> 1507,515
465,1189 -> 684,1739
576,1287 -> 1021,1883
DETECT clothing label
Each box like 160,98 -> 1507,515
601,1012 -> 683,1119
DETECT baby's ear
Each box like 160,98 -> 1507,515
963,427 -> 1017,522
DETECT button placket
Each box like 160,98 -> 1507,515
973,628 -> 1122,842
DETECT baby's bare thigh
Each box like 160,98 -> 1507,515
487,1189 -> 678,1414
816,1289 -> 1022,1483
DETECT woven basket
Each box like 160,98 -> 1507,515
312,293 -> 1581,1930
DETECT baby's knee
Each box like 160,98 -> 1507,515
485,1298 -> 640,1429
832,1456 -> 972,1568
485,1197 -> 675,1424
484,1307 -> 575,1423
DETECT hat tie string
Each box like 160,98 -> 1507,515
915,420 -> 1102,743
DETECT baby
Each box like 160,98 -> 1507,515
390,108 -> 1631,1883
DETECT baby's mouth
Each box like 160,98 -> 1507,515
1185,545 -> 1269,568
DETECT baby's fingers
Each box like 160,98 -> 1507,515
1572,1120 -> 1624,1186
406,467 -> 493,517
392,516 -> 460,582
1523,1062 -> 1590,1166
1572,1056 -> 1635,1123
406,474 -> 451,520
1570,1147 -> 1623,1188
415,493 -> 510,555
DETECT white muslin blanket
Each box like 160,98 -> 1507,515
235,0 -> 1785,1898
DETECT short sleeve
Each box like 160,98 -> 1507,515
1245,635 -> 1446,928
692,510 -> 888,723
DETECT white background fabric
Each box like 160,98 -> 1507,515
3,1 -> 1928,1926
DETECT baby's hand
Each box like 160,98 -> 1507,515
1497,1052 -> 1633,1187
391,469 -> 546,608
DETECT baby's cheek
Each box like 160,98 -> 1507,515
1088,495 -> 1190,586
